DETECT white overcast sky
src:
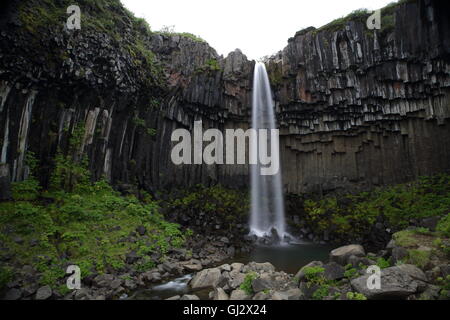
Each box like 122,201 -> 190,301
121,0 -> 394,60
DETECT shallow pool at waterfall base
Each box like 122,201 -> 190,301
130,243 -> 334,300
230,243 -> 335,274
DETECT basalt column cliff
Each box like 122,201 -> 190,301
0,0 -> 449,197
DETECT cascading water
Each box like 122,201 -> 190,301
249,62 -> 286,241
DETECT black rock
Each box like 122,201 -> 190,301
323,262 -> 345,281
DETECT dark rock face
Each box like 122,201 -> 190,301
0,0 -> 449,197
268,0 -> 450,194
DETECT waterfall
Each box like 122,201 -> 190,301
249,62 -> 286,240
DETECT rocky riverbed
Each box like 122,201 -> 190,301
165,231 -> 450,301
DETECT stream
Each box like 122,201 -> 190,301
130,242 -> 335,300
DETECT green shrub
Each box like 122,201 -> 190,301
437,214 -> 450,237
376,257 -> 390,269
346,292 -> 367,300
407,249 -> 431,269
167,184 -> 249,229
0,175 -> 187,288
0,267 -> 13,290
11,178 -> 41,201
344,268 -> 358,279
303,266 -> 327,286
240,272 -> 258,295
302,173 -> 450,241
312,285 -> 330,300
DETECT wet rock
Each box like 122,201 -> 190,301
190,268 -> 221,290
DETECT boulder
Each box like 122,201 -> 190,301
218,264 -> 231,272
230,263 -> 244,273
330,245 -> 365,265
184,264 -> 203,272
251,277 -> 273,293
350,266 -> 418,299
245,262 -> 276,273
271,288 -> 303,300
212,287 -> 229,300
229,289 -> 251,300
166,295 -> 181,300
323,262 -> 345,281
395,264 -> 428,282
229,273 -> 246,289
395,264 -> 428,292
35,285 -> 52,300
190,268 -> 221,290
